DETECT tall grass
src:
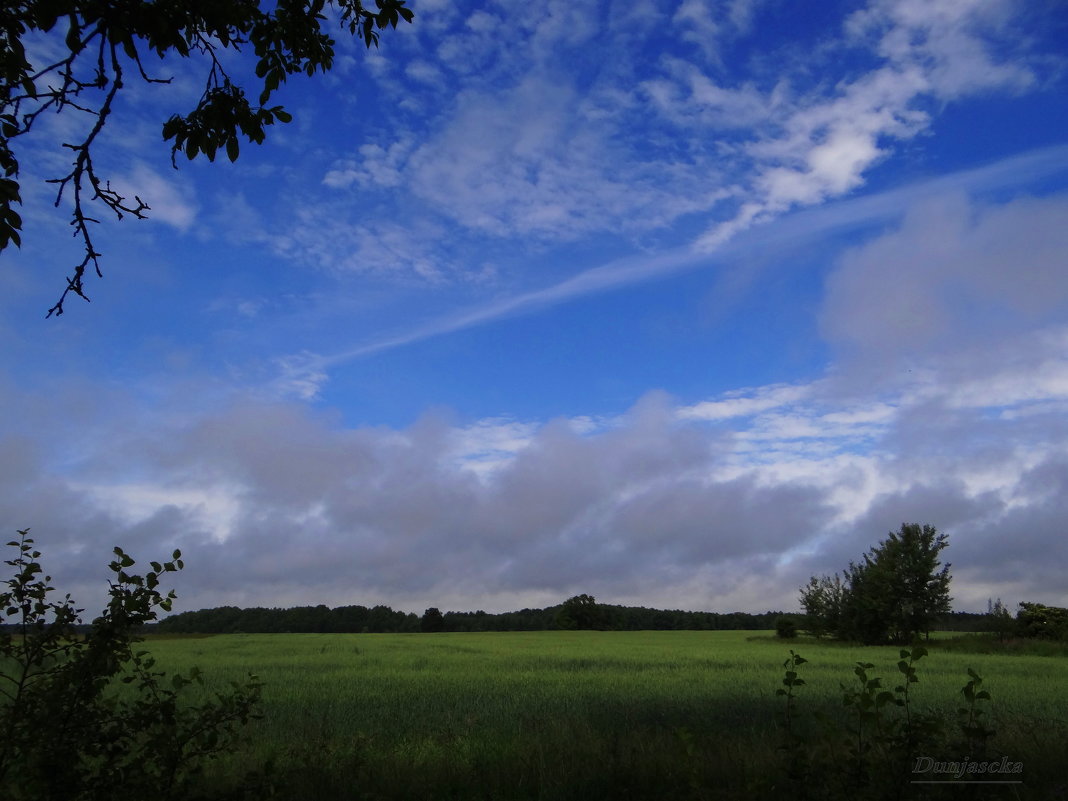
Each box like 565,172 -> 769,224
141,631 -> 1068,800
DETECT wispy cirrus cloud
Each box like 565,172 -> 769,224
232,0 -> 1061,295
695,0 -> 1044,248
272,145 -> 1068,392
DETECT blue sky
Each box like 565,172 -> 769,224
2,0 -> 1068,616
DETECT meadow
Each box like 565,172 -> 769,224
143,630 -> 1068,800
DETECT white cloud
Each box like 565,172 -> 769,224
465,10 -> 500,34
77,482 -> 242,543
230,0 -> 1059,296
4,0 -> 1066,620
283,148 -> 1068,375
694,0 -> 1039,249
848,0 -> 1035,97
273,351 -> 329,400
109,164 -> 198,231
820,192 -> 1068,361
673,0 -> 723,63
726,0 -> 769,33
677,383 -> 810,422
17,310 -> 1068,614
269,208 -> 453,281
8,331 -> 1068,613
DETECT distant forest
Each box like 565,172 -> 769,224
153,602 -> 993,635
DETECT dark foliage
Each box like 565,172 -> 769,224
420,606 -> 444,633
1015,601 -> 1068,641
0,530 -> 262,801
775,615 -> 799,639
774,645 -> 1007,800
801,523 -> 952,645
555,594 -> 606,630
0,0 -> 412,315
157,600 -> 789,634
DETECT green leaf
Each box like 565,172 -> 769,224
226,136 -> 239,162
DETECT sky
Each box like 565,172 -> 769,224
2,0 -> 1068,617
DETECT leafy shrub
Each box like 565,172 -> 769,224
774,645 -> 1004,799
1016,602 -> 1068,641
775,615 -> 799,639
0,530 -> 262,801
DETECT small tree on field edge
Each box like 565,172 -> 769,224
0,529 -> 263,801
801,523 -> 952,645
421,606 -> 445,632
555,594 -> 605,630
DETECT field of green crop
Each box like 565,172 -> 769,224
143,631 -> 1068,800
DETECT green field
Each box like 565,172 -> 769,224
143,630 -> 1068,800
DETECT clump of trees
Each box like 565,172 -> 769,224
1,530 -> 262,801
555,594 -> 607,630
1015,602 -> 1068,641
420,607 -> 445,633
800,523 -> 952,645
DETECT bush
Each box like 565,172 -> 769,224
1016,602 -> 1068,641
774,645 -> 1003,799
0,530 -> 263,801
775,615 -> 799,639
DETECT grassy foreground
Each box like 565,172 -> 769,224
143,630 -> 1068,800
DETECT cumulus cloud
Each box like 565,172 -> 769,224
5,343 -> 1068,616
820,192 -> 1068,364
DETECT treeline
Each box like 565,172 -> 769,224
156,604 -> 418,634
156,602 -> 793,634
